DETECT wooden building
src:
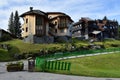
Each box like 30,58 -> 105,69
72,17 -> 119,40
47,12 -> 73,37
20,7 -> 73,43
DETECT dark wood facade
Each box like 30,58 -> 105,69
72,17 -> 119,40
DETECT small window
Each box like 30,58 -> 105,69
26,18 -> 28,23
60,29 -> 64,33
49,16 -> 52,19
55,29 -> 57,33
22,28 -> 24,31
55,21 -> 57,25
26,27 -> 28,32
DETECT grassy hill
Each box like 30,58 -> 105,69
51,53 -> 120,78
0,39 -> 120,61
0,39 -> 91,54
0,49 -> 14,61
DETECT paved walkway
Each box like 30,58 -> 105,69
50,51 -> 120,61
0,71 -> 120,80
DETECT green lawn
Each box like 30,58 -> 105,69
0,39 -> 65,53
0,39 -> 120,62
0,39 -> 90,54
0,49 -> 14,61
49,53 -> 120,78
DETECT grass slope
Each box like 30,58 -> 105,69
0,49 -> 14,61
0,39 -> 63,53
51,53 -> 120,78
0,39 -> 89,54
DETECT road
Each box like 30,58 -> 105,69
0,60 -> 120,80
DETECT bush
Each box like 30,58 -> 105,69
111,44 -> 119,47
6,61 -> 24,72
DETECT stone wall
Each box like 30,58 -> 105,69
54,36 -> 72,43
23,35 -> 54,44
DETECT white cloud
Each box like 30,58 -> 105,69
0,0 -> 8,6
0,0 -> 120,30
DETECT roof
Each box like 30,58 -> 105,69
50,15 -> 73,22
47,12 -> 73,22
46,12 -> 66,15
20,9 -> 48,18
92,31 -> 101,34
0,29 -> 17,38
73,21 -> 82,26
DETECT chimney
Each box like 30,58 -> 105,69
30,7 -> 33,11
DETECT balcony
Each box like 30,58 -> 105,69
49,23 -> 56,28
35,25 -> 45,36
72,26 -> 82,33
48,28 -> 56,36
58,23 -> 68,29
72,32 -> 81,37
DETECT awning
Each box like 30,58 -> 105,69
92,31 -> 101,35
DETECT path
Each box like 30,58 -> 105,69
50,51 -> 120,61
0,51 -> 120,80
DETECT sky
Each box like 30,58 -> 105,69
0,0 -> 120,30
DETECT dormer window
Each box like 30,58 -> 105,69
49,16 -> 52,19
55,21 -> 57,25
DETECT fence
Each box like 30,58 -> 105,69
46,47 -> 120,59
35,57 -> 71,71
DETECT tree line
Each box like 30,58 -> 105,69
8,11 -> 21,38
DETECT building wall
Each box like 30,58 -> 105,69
72,19 -> 119,40
49,16 -> 72,37
21,15 -> 49,37
21,15 -> 35,37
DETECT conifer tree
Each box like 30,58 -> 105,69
8,12 -> 15,34
103,16 -> 108,20
14,11 -> 21,38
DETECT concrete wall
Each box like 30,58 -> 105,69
21,15 -> 35,37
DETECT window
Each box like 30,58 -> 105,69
22,28 -> 24,31
49,16 -> 52,19
60,29 -> 64,33
36,16 -> 43,25
59,18 -> 67,27
26,18 -> 28,23
55,21 -> 57,25
55,29 -> 57,33
26,27 -> 28,32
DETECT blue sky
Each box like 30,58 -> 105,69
0,0 -> 120,30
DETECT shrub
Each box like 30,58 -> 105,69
111,44 -> 119,47
6,61 -> 24,72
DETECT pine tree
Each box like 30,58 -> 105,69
103,16 -> 108,20
14,11 -> 21,38
8,12 -> 15,34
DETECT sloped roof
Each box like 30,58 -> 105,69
47,12 -> 67,15
47,12 -> 73,22
92,31 -> 101,34
20,10 -> 48,18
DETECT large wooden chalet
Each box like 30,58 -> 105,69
72,17 -> 119,40
20,7 -> 73,43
